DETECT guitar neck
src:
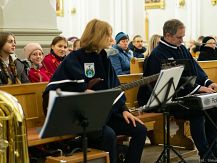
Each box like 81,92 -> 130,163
116,73 -> 159,91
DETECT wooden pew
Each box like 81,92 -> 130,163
0,83 -> 110,162
0,82 -> 74,147
198,60 -> 217,83
130,58 -> 144,74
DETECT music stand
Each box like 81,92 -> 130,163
39,89 -> 122,163
142,66 -> 186,163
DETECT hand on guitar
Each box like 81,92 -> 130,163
87,78 -> 104,89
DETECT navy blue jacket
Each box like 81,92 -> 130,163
128,41 -> 146,58
137,38 -> 213,106
198,46 -> 217,61
44,48 -> 127,113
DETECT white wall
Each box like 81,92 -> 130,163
57,0 -> 217,42
145,0 -> 217,41
57,0 -> 144,40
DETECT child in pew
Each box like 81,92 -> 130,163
24,43 -> 52,82
43,36 -> 67,76
0,32 -> 29,85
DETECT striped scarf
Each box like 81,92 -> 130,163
0,55 -> 21,85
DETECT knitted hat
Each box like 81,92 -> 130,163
202,36 -> 215,44
115,32 -> 129,44
24,43 -> 43,60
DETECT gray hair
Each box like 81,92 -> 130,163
163,19 -> 185,36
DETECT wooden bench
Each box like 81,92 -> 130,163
46,148 -> 109,163
130,58 -> 144,74
118,74 -> 163,133
198,60 -> 217,83
0,82 -> 110,162
0,82 -> 74,147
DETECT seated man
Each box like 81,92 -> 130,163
109,32 -> 133,75
137,19 -> 217,161
128,35 -> 146,58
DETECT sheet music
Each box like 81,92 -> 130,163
40,90 -> 81,138
39,89 -> 122,138
143,66 -> 184,109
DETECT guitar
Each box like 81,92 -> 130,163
116,73 -> 159,91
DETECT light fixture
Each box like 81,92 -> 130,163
211,0 -> 217,6
178,0 -> 185,7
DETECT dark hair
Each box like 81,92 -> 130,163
0,32 -> 20,84
50,36 -> 67,53
163,19 -> 185,36
0,32 -> 15,50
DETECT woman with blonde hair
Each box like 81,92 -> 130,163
43,19 -> 146,163
144,34 -> 161,57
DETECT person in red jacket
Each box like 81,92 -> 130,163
24,43 -> 51,82
43,36 -> 67,76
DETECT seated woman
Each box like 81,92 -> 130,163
144,34 -> 161,57
24,43 -> 52,82
43,36 -> 68,76
198,36 -> 217,61
0,32 -> 29,85
109,32 -> 133,75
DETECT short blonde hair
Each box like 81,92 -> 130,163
80,19 -> 112,53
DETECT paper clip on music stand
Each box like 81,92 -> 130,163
39,89 -> 121,163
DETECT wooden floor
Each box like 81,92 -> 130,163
141,144 -> 199,163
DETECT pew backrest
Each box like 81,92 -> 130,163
0,82 -> 48,128
118,73 -> 143,108
198,60 -> 217,83
130,58 -> 144,74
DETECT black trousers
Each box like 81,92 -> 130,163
107,113 -> 147,163
205,108 -> 217,157
167,104 -> 211,157
87,113 -> 146,163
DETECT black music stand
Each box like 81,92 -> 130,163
142,66 -> 186,163
39,89 -> 122,163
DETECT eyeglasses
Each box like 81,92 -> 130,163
206,42 -> 216,45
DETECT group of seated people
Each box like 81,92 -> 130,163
108,30 -> 217,76
1,18 -> 217,163
0,32 -> 81,85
